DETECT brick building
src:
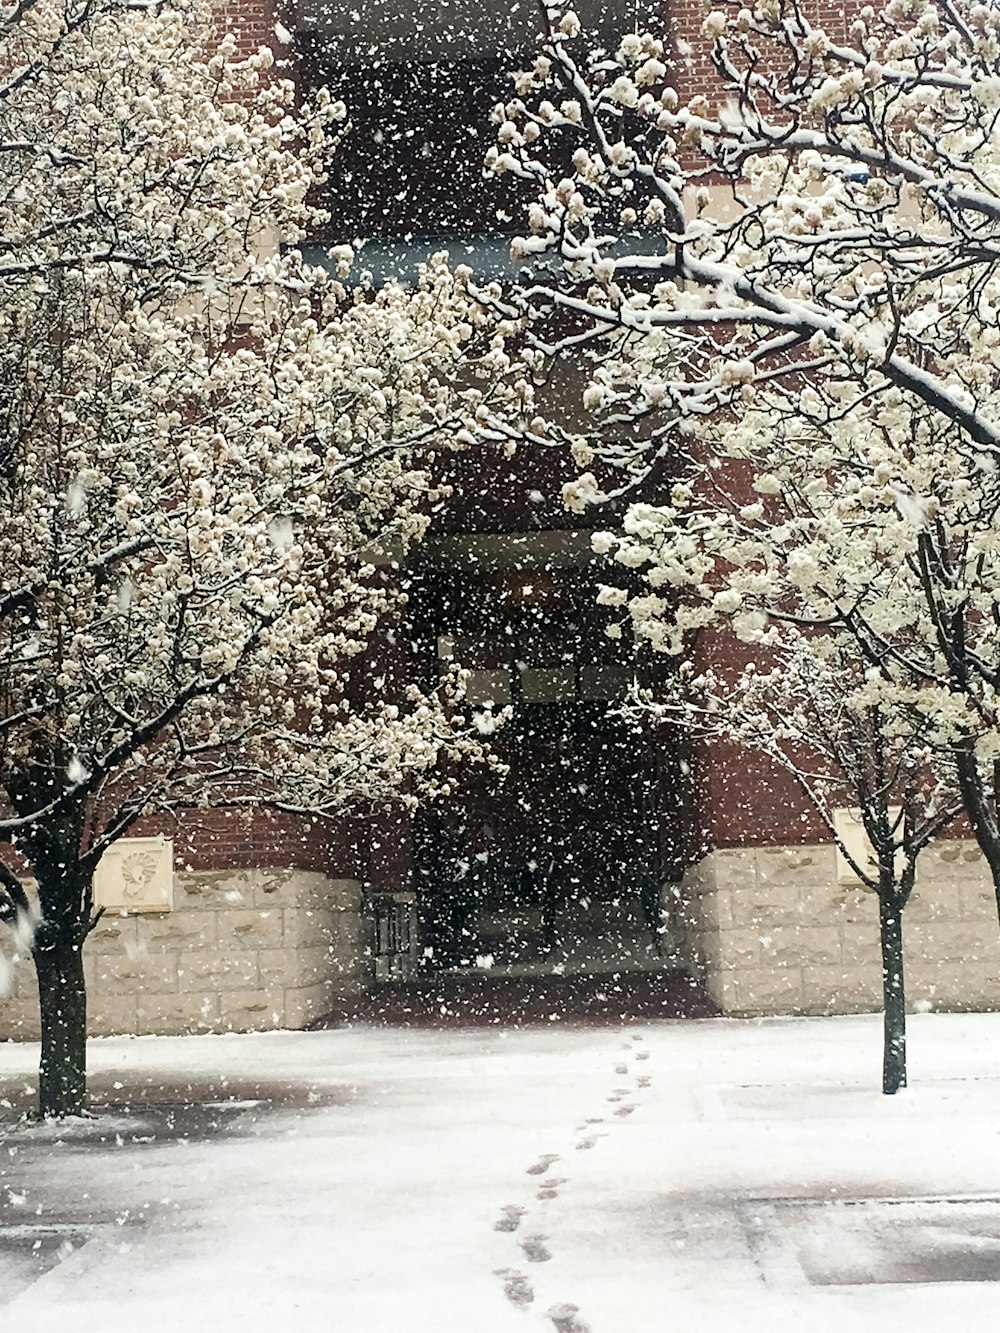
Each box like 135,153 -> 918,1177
2,1 -> 998,1042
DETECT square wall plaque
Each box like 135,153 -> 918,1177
833,807 -> 902,886
93,837 -> 173,914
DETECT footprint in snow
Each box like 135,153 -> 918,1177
495,1268 -> 534,1308
527,1153 -> 560,1176
614,1103 -> 636,1118
494,1204 -> 526,1233
548,1301 -> 591,1332
520,1233 -> 553,1263
575,1133 -> 605,1150
537,1177 -> 567,1200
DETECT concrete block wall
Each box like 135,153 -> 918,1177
0,869 -> 365,1039
672,841 -> 1000,1016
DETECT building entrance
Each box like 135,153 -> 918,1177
407,535 -> 687,976
416,702 -> 668,972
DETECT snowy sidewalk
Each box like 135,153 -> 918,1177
2,1013 -> 1000,1332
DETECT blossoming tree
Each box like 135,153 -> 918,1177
486,2 -> 1000,927
0,0 -> 522,1116
650,637 -> 961,1091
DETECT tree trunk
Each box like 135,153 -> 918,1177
879,896 -> 906,1096
954,743 -> 1000,926
33,930 -> 88,1118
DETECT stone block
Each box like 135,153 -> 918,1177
906,961 -> 1000,1010
0,1002 -> 40,1040
216,909 -> 283,951
13,959 -> 37,1001
326,916 -> 368,985
177,951 -> 259,992
794,882 -> 853,924
91,954 -> 178,995
88,916 -> 139,956
904,886 -> 956,924
176,869 -> 254,908
906,921 -> 1000,965
756,844 -> 835,888
249,868 -> 300,910
284,981 -> 335,1029
139,910 -> 218,953
695,932 -> 721,968
839,925 -> 881,967
90,994 -> 140,1036
258,945 -> 332,990
715,929 -> 761,968
219,987 -> 286,1032
800,965 -> 881,1014
836,886 -> 878,927
329,909 -> 367,951
284,907 -> 336,949
697,887 -> 734,932
730,883 -> 802,928
732,966 -> 804,1014
704,968 -> 739,1013
711,849 -> 756,893
136,991 -> 221,1035
919,839 -> 988,880
250,869 -> 345,911
305,876 -> 362,913
762,926 -> 842,968
960,881 -> 998,922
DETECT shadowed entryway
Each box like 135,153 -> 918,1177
312,968 -> 718,1028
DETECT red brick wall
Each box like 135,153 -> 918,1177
670,0 -> 858,108
215,0 -> 284,57
687,624 -> 831,848
130,808 -> 362,876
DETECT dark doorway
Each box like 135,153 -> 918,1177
407,548 -> 686,974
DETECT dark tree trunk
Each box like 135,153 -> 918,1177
33,928 -> 88,1117
878,895 -> 906,1096
7,789 -> 91,1117
33,926 -> 88,1117
954,743 -> 1000,925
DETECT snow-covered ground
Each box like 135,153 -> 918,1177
2,1012 -> 1000,1332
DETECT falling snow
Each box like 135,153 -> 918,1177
5,0 -> 1000,1323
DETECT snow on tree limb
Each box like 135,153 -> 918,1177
492,0 -> 1000,459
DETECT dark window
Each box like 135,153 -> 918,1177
297,51 -> 519,239
294,3 -> 661,243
